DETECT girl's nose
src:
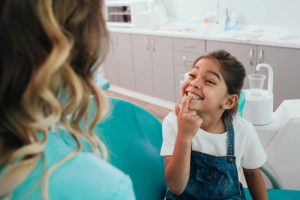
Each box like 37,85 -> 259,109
190,79 -> 202,89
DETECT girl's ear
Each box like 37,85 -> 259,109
223,94 -> 238,110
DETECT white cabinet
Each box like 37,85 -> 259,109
173,38 -> 206,103
256,46 -> 300,108
132,34 -> 175,101
104,32 -> 135,90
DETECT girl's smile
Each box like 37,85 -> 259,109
186,92 -> 204,100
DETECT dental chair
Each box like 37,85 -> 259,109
244,188 -> 300,200
95,97 -> 167,200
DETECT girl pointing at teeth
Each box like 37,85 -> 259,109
160,50 -> 268,200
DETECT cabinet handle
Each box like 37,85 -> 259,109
184,44 -> 196,48
146,39 -> 150,50
258,49 -> 264,63
182,56 -> 187,69
182,56 -> 193,63
249,48 -> 254,66
151,38 -> 155,51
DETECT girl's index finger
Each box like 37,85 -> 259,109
181,95 -> 192,112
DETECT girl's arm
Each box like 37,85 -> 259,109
243,168 -> 268,200
164,96 -> 203,195
164,133 -> 193,195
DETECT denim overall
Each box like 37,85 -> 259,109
166,116 -> 246,200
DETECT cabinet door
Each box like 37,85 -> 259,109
104,32 -> 119,85
152,36 -> 175,101
206,41 -> 257,89
257,46 -> 300,109
115,33 -> 135,90
132,34 -> 154,95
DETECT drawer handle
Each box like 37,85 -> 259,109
182,56 -> 193,70
182,56 -> 193,63
146,39 -> 150,50
258,49 -> 264,63
184,44 -> 196,48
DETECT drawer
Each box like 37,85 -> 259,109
174,51 -> 200,70
174,38 -> 205,53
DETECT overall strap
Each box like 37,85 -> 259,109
224,116 -> 235,156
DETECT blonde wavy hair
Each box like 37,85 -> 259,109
0,0 -> 109,199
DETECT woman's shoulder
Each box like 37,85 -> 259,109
11,132 -> 135,200
50,152 -> 135,200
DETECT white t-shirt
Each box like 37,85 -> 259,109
160,111 -> 267,181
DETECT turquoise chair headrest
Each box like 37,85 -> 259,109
238,90 -> 246,117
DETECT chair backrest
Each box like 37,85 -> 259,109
95,97 -> 167,200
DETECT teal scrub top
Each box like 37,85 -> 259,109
2,129 -> 136,200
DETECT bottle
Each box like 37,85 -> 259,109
224,7 -> 230,31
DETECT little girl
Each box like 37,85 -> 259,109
160,50 -> 268,200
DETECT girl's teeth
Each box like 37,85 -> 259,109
187,92 -> 202,100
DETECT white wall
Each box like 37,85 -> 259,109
164,0 -> 300,28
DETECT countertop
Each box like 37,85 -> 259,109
108,24 -> 300,49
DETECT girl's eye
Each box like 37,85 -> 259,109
206,80 -> 216,85
188,73 -> 196,78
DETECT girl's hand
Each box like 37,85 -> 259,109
176,95 -> 203,140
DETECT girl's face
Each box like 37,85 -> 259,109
180,58 -> 233,115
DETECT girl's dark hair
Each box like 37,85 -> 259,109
193,50 -> 246,119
